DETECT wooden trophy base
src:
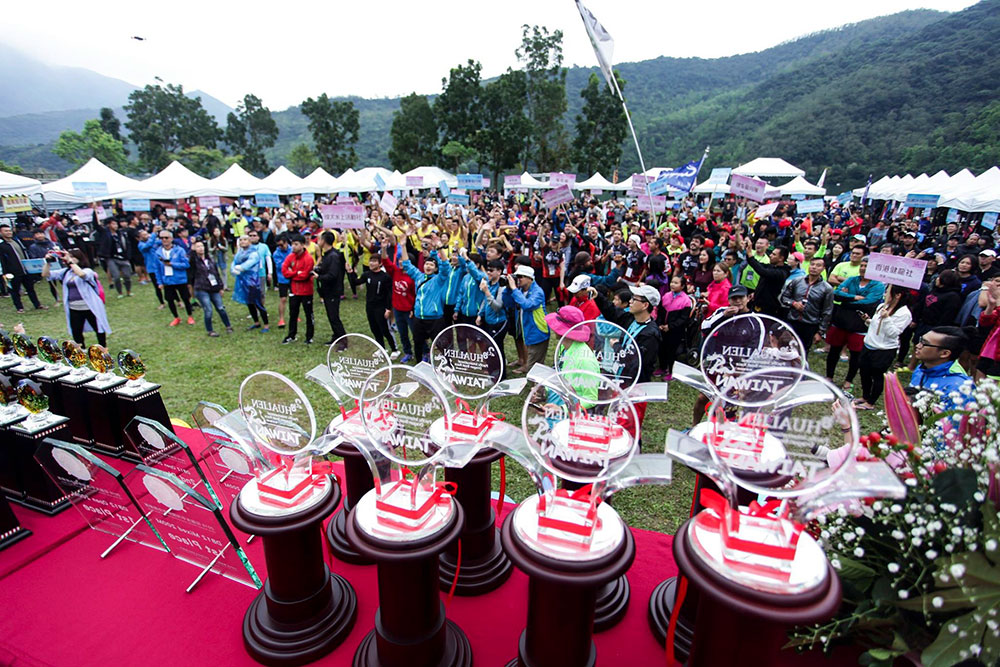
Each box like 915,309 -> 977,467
593,573 -> 630,632
647,577 -> 695,660
0,491 -> 31,551
84,377 -> 127,456
231,479 -> 357,667
325,441 -> 374,566
500,505 -> 636,667
439,447 -> 512,596
673,518 -> 842,667
8,417 -> 73,515
347,498 -> 471,667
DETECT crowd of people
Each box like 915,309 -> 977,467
2,185 -> 999,416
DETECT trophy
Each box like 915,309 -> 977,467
87,345 -> 116,384
228,371 -> 357,665
56,341 -> 98,447
117,350 -> 152,391
661,366 -> 906,666
0,373 -> 29,501
114,349 -> 172,455
0,330 -> 21,370
9,332 -> 43,378
36,337 -> 65,373
346,362 -> 475,666
7,380 -> 72,513
0,373 -> 28,425
17,379 -> 55,428
313,333 -> 391,564
62,340 -> 95,380
82,345 -> 126,456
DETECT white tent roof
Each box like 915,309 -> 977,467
778,175 -> 826,196
853,174 -> 893,198
871,175 -> 903,200
256,166 -> 307,196
518,172 -> 549,190
113,160 -> 213,200
935,168 -> 976,203
335,167 -> 396,192
693,180 -> 729,194
887,174 -> 917,202
191,163 -> 263,197
300,167 -> 341,193
939,167 -> 1000,212
575,172 -> 618,191
732,158 -> 805,178
404,166 -> 457,189
41,158 -> 143,203
0,170 -> 41,197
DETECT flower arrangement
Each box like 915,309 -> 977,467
791,374 -> 1000,667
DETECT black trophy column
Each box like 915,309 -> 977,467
439,448 -> 512,595
501,509 -> 636,667
230,479 -> 357,667
347,500 -> 471,667
325,441 -> 374,565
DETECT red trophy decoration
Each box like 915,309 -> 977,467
663,365 -> 906,666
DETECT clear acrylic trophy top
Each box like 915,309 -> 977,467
428,324 -> 505,443
354,363 -> 470,541
237,371 -> 330,516
699,313 -> 806,407
667,367 -> 905,594
514,369 -> 641,560
552,319 -> 643,398
323,333 -> 392,444
191,401 -> 272,514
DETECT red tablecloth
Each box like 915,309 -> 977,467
0,428 -> 853,666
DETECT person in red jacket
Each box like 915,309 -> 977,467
382,242 -> 417,362
280,233 -> 315,344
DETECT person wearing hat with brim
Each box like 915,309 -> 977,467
546,305 -> 599,407
979,249 -> 999,280
503,264 -> 550,373
567,274 -> 600,321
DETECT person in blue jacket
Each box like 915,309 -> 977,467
400,241 -> 452,362
910,325 -> 972,411
152,230 -> 193,326
271,233 -> 292,328
232,234 -> 269,332
455,248 -> 485,326
503,264 -> 550,373
137,229 -> 166,310
442,251 -> 466,323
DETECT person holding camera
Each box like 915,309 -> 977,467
41,248 -> 110,347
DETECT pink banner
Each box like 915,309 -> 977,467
379,191 -> 398,215
504,174 -> 521,188
730,174 -> 767,202
542,184 -> 574,208
754,202 -> 779,219
197,196 -> 220,209
320,204 -> 365,229
864,253 -> 927,290
626,173 -> 648,196
636,195 -> 667,213
549,172 -> 576,188
406,176 -> 423,187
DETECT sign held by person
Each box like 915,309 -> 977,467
320,204 -> 365,229
865,253 -> 927,290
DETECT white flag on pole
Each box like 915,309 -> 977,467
816,168 -> 827,188
575,0 -> 619,98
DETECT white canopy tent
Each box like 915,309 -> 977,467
517,172 -> 549,190
574,172 -> 620,191
0,171 -> 41,197
933,169 -> 976,203
403,166 -> 457,189
732,158 -> 805,178
191,163 -> 263,197
256,166 -> 307,196
41,158 -> 143,204
335,167 -> 396,192
939,167 -> 1000,212
299,167 -> 341,193
113,161 -> 213,200
692,179 -> 729,195
778,175 -> 826,196
853,175 -> 893,198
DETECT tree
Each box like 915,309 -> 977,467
0,160 -> 23,175
224,94 -> 279,175
388,93 -> 438,171
168,146 -> 236,177
472,70 -> 530,183
300,94 -> 359,174
286,143 -> 320,176
54,119 -> 129,172
573,71 -> 627,175
124,83 -> 222,171
441,141 -> 478,172
516,25 -> 569,171
98,108 -> 122,142
435,60 -> 483,152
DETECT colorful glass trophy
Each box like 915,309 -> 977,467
83,345 -> 127,456
0,373 -> 29,503
649,312 -> 808,655
228,371 -> 357,665
493,368 -> 673,667
347,363 -> 474,666
0,373 -> 28,426
9,332 -> 43,381
0,330 -> 21,370
7,380 -> 73,513
314,333 -> 391,564
115,350 -> 173,462
427,323 -> 514,595
57,340 -> 98,447
662,366 -> 906,666
33,336 -> 70,422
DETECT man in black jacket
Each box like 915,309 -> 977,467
313,231 -> 347,346
96,219 -> 133,297
738,230 -> 790,317
0,222 -> 45,312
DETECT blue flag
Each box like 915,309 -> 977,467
657,158 -> 703,193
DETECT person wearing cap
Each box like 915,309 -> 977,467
546,305 -> 599,407
622,234 -> 646,285
829,245 -> 866,286
786,251 -> 806,282
503,264 -> 550,373
400,240 -> 453,363
567,274 -> 600,321
780,257 -> 834,352
979,249 -> 999,280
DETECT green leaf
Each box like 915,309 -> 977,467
833,555 -> 877,582
932,468 -> 979,507
921,610 -> 982,667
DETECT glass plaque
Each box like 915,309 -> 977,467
34,439 -> 168,554
126,464 -> 262,590
430,324 -> 503,400
123,416 -> 221,508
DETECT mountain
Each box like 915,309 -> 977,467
3,4 -> 998,186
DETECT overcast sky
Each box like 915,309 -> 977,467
4,0 -> 979,111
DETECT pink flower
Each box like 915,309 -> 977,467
884,372 -> 920,447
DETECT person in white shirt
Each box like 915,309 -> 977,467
855,284 -> 912,410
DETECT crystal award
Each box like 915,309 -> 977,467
87,344 -> 116,383
322,333 -> 392,445
429,323 -> 505,443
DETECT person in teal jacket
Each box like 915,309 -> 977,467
443,252 -> 467,322
400,243 -> 453,362
271,233 -> 292,328
504,264 -> 550,373
232,235 -> 269,332
455,249 -> 485,325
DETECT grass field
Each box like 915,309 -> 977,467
1,278 -> 894,535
